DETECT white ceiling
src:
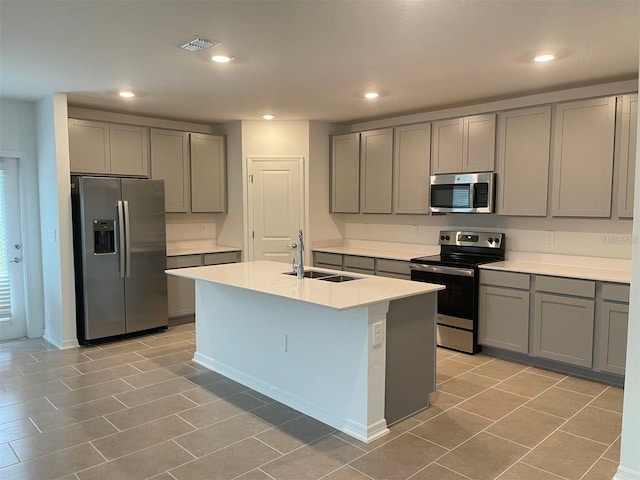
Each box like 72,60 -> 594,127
1,0 -> 638,125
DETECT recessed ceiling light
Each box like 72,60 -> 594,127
364,92 -> 379,99
119,91 -> 135,98
263,114 -> 274,120
212,55 -> 234,63
534,54 -> 555,63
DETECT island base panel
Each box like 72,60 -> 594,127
192,281 -> 390,443
385,293 -> 437,425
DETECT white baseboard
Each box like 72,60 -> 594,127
615,466 -> 640,480
43,329 -> 79,350
193,351 -> 389,443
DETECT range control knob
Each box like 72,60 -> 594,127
440,235 -> 445,241
488,237 -> 494,244
494,237 -> 500,245
445,235 -> 450,241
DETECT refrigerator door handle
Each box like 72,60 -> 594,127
117,200 -> 126,279
124,200 -> 131,278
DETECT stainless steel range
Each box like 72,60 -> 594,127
410,231 -> 505,354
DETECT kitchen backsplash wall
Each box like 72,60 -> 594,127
165,214 -> 217,243
343,221 -> 633,259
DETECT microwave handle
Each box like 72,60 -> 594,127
468,182 -> 475,207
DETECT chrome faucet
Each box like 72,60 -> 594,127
292,229 -> 304,279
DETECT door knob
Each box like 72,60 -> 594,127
286,243 -> 298,248
9,257 -> 22,263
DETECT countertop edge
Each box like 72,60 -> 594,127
480,262 -> 631,284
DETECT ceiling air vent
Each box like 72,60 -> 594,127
180,38 -> 220,52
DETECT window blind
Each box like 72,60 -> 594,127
0,168 -> 11,320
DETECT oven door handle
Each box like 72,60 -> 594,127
410,264 -> 475,277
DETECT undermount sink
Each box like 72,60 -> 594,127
283,270 -> 334,279
282,271 -> 361,282
317,275 -> 360,283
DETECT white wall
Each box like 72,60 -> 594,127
240,120 -> 310,260
309,121 -> 344,243
0,98 -> 45,338
36,94 -> 77,349
615,36 -> 640,480
216,121 -> 244,252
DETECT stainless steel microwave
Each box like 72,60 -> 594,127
429,172 -> 495,214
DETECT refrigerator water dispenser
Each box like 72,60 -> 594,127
93,219 -> 115,254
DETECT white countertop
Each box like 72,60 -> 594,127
166,260 -> 443,311
480,252 -> 631,284
312,241 -> 439,262
167,240 -> 241,257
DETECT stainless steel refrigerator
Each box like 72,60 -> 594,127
71,176 -> 168,343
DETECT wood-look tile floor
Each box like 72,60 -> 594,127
0,323 -> 623,480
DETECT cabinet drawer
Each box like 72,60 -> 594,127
602,283 -> 630,303
344,255 -> 375,270
314,252 -> 343,267
481,270 -> 529,289
167,255 -> 202,269
376,259 -> 411,276
203,251 -> 240,265
535,275 -> 595,298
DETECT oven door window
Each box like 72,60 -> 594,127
414,271 -> 475,320
430,184 -> 471,209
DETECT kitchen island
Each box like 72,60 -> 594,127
166,260 -> 443,442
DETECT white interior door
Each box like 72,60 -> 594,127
248,157 -> 304,263
0,157 -> 26,341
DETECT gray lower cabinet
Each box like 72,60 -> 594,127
313,252 -> 343,271
167,251 -> 240,317
343,255 -> 375,275
597,283 -> 629,375
478,270 -> 530,353
376,259 -> 411,279
313,252 -> 410,279
166,255 -> 201,317
532,275 -> 596,368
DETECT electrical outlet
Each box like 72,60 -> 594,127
47,229 -> 57,243
412,225 -> 418,237
372,322 -> 385,347
545,231 -> 555,245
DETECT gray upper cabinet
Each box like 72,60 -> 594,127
497,106 -> 551,216
393,123 -> 431,214
431,117 -> 463,174
464,114 -> 496,172
331,133 -> 360,213
432,114 -> 495,174
190,133 -> 227,213
617,94 -> 638,218
69,119 -> 149,177
361,128 -> 393,214
151,130 -> 226,214
150,128 -> 190,213
551,96 -> 616,217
